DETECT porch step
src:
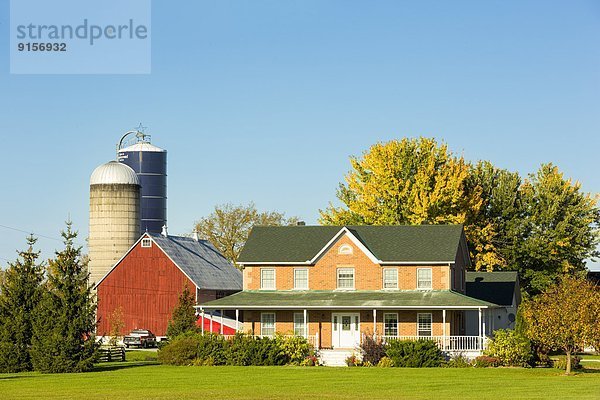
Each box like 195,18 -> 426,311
319,349 -> 356,367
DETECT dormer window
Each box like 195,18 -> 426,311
141,238 -> 152,248
338,244 -> 353,255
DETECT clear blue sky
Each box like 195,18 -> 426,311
0,0 -> 599,269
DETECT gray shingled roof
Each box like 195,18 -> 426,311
238,225 -> 465,263
148,233 -> 242,291
466,272 -> 518,306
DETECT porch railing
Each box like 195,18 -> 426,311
380,335 -> 487,352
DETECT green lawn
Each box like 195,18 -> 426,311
1,363 -> 599,399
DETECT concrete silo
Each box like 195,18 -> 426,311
117,133 -> 167,234
88,161 -> 141,286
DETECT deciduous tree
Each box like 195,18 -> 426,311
0,235 -> 45,372
30,223 -> 98,373
194,203 -> 299,265
521,276 -> 600,374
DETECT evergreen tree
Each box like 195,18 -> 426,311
0,235 -> 45,372
166,285 -> 197,338
30,223 -> 98,373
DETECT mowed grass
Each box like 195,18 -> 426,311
1,362 -> 599,400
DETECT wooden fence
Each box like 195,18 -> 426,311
97,346 -> 126,362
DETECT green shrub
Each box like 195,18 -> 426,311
473,355 -> 500,368
195,333 -> 226,365
385,339 -> 444,367
552,356 -> 581,371
444,353 -> 471,368
485,329 -> 533,367
276,335 -> 312,364
300,355 -> 318,366
157,334 -> 201,366
377,356 -> 394,368
360,334 -> 386,365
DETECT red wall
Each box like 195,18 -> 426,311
196,316 -> 237,335
97,238 -> 195,337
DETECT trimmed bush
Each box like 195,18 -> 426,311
360,334 -> 386,365
485,329 -> 533,367
385,339 -> 444,368
157,333 -> 202,366
552,356 -> 581,371
158,333 -> 312,367
473,355 -> 500,368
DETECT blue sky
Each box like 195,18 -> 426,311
0,0 -> 598,269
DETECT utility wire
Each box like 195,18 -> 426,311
0,223 -> 64,242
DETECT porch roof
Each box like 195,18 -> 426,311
198,290 -> 499,310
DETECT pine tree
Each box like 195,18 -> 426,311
0,235 -> 45,372
166,285 -> 197,338
30,223 -> 98,373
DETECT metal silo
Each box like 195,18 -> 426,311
117,131 -> 167,234
88,161 -> 141,286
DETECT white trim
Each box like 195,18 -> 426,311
238,260 -> 455,266
141,238 -> 152,248
336,267 -> 355,290
293,312 -> 305,337
260,268 -> 276,290
197,304 -> 497,310
338,244 -> 354,255
382,268 -> 398,289
293,268 -> 309,290
417,268 -> 433,290
417,312 -> 433,337
311,227 -> 381,264
383,312 -> 399,337
260,312 -> 276,337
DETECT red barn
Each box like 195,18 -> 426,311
95,232 -> 242,337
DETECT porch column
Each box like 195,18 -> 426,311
220,309 -> 224,335
201,309 -> 205,334
210,311 -> 214,333
235,309 -> 239,332
373,309 -> 377,339
478,308 -> 482,338
442,309 -> 446,351
303,309 -> 308,339
482,309 -> 487,338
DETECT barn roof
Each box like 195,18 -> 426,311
148,233 -> 242,291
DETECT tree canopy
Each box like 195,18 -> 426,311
30,223 -> 98,373
0,235 -> 45,373
166,285 -> 197,338
320,138 -> 599,293
194,203 -> 299,265
521,276 -> 600,374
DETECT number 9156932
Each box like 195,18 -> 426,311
17,43 -> 67,51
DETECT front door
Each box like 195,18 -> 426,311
332,313 -> 360,348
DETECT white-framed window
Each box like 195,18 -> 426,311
294,268 -> 308,290
260,268 -> 275,290
293,312 -> 305,337
141,238 -> 152,248
417,313 -> 432,337
383,268 -> 398,289
261,313 -> 276,336
417,268 -> 432,290
338,244 -> 353,255
337,268 -> 355,289
384,313 -> 398,337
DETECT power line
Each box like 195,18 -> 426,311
0,223 -> 64,242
